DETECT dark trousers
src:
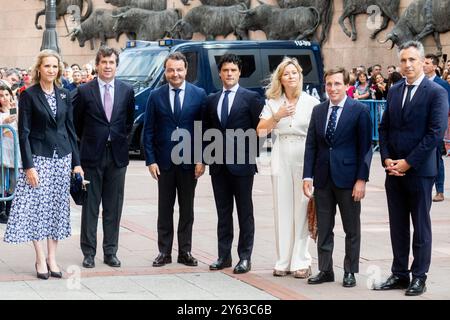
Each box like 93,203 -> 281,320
315,179 -> 361,273
80,146 -> 127,257
211,166 -> 255,261
385,175 -> 434,281
157,165 -> 197,255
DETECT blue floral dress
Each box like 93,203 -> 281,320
4,92 -> 72,243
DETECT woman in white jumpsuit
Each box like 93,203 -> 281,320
257,57 -> 320,278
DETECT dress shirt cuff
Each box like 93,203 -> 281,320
303,178 -> 313,182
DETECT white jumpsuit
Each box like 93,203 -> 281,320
261,92 -> 319,272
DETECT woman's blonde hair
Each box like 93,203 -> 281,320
265,57 -> 303,100
31,49 -> 64,87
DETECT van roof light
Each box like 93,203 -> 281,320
159,39 -> 174,47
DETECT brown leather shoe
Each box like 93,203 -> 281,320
433,193 -> 444,202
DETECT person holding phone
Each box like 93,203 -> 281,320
0,83 -> 20,224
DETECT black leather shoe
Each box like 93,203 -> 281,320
82,255 -> 95,268
153,253 -> 172,267
210,257 -> 232,270
46,260 -> 62,278
177,252 -> 198,266
35,263 -> 49,280
405,278 -> 426,296
104,254 -> 121,267
233,259 -> 251,274
373,274 -> 410,290
343,273 -> 356,287
0,211 -> 8,224
307,271 -> 335,284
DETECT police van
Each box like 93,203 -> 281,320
116,39 -> 325,158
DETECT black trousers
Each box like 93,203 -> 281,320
315,179 -> 361,273
157,165 -> 197,255
80,146 -> 127,257
211,166 -> 255,261
385,175 -> 433,281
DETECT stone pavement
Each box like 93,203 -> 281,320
0,153 -> 449,300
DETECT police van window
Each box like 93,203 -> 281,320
261,49 -> 319,84
213,55 -> 256,78
183,51 -> 198,83
268,55 -> 313,80
208,50 -> 263,91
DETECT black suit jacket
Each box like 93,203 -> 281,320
18,84 -> 80,169
204,86 -> 263,176
72,78 -> 135,168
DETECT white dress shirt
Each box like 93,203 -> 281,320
324,96 -> 347,134
217,83 -> 239,121
169,81 -> 186,112
402,73 -> 425,108
97,77 -> 115,108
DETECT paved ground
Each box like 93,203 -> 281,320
0,153 -> 449,301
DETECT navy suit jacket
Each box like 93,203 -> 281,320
72,78 -> 135,168
433,76 -> 450,109
204,86 -> 264,177
303,98 -> 373,189
379,77 -> 448,176
143,82 -> 207,170
18,84 -> 80,169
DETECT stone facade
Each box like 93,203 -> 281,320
1,0 -> 450,73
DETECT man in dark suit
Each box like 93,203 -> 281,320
303,67 -> 373,288
143,52 -> 206,268
72,47 -> 135,268
423,53 -> 450,203
376,41 -> 448,296
204,54 -> 264,274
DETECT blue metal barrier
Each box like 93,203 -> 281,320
0,124 -> 20,202
359,99 -> 386,151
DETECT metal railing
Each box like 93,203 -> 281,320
359,99 -> 386,151
360,99 -> 450,155
0,124 -> 20,201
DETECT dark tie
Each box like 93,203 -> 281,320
325,106 -> 339,144
402,84 -> 415,110
221,90 -> 231,128
172,88 -> 181,122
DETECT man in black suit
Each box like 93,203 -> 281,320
204,54 -> 264,274
303,67 -> 373,288
376,41 -> 448,296
143,52 -> 207,268
72,47 -> 135,268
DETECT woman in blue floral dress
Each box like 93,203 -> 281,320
4,50 -> 83,279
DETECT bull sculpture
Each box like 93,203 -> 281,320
171,4 -> 248,40
238,1 -> 320,41
338,0 -> 400,41
104,0 -> 166,11
35,0 -> 93,30
112,8 -> 181,41
276,0 -> 333,45
379,0 -> 450,56
67,8 -> 129,49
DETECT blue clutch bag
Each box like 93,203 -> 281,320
70,172 -> 88,205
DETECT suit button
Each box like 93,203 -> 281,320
329,147 -> 333,150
